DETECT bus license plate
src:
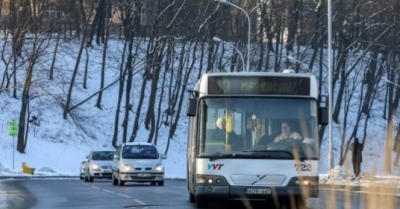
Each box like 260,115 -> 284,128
246,188 -> 271,194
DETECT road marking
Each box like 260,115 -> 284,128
133,199 -> 146,205
117,193 -> 132,198
133,199 -> 149,209
102,189 -> 115,194
83,183 -> 151,206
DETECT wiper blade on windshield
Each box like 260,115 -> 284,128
243,149 -> 294,158
243,149 -> 318,161
208,153 -> 249,161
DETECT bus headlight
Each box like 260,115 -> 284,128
196,177 -> 206,184
289,177 -> 318,187
195,175 -> 227,185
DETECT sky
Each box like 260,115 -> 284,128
1,38 -> 400,207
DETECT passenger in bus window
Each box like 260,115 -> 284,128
274,121 -> 302,142
215,117 -> 226,131
213,117 -> 238,145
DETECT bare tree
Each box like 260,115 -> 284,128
63,0 -> 96,119
95,0 -> 112,109
49,23 -> 61,80
17,34 -> 52,153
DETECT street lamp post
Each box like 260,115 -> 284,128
217,0 -> 250,72
327,0 -> 334,170
213,36 -> 246,72
383,78 -> 400,172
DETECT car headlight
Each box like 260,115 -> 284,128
122,164 -> 134,172
154,164 -> 164,172
91,164 -> 101,170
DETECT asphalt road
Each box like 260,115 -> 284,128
2,178 -> 400,209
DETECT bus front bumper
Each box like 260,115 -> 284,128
195,185 -> 319,199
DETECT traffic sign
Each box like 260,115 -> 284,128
8,121 -> 18,136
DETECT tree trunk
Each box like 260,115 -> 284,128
49,23 -> 61,80
112,40 -> 128,148
95,4 -> 111,109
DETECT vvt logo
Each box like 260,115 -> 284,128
207,164 -> 224,170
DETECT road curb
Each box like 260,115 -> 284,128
319,183 -> 400,195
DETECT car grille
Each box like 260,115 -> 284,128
134,167 -> 152,171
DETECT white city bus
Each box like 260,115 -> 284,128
186,71 -> 328,208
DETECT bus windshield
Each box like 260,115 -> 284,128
197,97 -> 320,160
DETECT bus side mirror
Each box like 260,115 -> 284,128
186,98 -> 197,117
319,107 -> 328,125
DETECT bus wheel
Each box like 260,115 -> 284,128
294,196 -> 306,209
284,196 -> 305,209
196,197 -> 209,208
189,192 -> 195,203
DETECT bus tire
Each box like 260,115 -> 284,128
196,197 -> 209,208
189,192 -> 195,203
295,196 -> 306,209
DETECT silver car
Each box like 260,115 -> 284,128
112,142 -> 166,186
84,149 -> 115,182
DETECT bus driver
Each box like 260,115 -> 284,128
274,121 -> 302,142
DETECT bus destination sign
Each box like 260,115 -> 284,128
208,76 -> 310,95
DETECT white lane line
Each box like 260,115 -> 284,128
117,193 -> 132,198
102,189 -> 115,194
133,199 -> 147,205
91,186 -> 101,189
134,199 -> 149,209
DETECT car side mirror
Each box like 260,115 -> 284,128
160,154 -> 167,159
113,154 -> 119,160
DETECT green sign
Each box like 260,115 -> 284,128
8,121 -> 18,136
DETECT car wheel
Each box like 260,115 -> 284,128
151,182 -> 156,186
117,172 -> 125,186
157,181 -> 164,186
112,174 -> 118,185
88,175 -> 93,182
84,174 -> 88,182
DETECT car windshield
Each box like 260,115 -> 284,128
92,151 -> 115,161
122,145 -> 159,159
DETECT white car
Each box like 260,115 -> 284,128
83,149 -> 115,182
112,142 -> 166,186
